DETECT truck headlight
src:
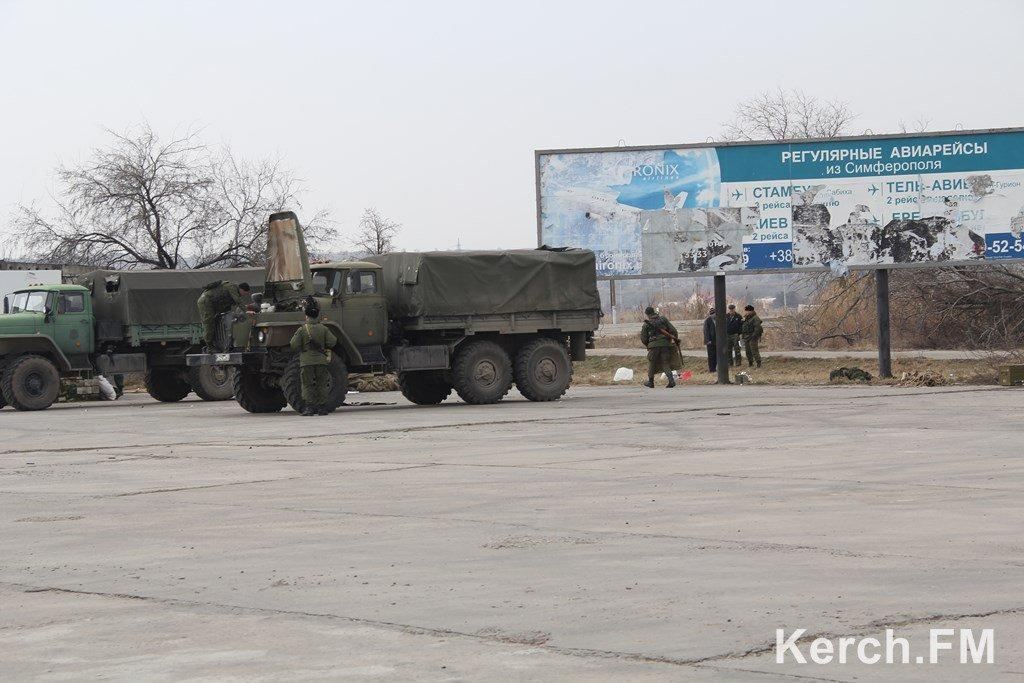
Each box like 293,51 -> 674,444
257,330 -> 266,344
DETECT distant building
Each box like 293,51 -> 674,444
0,259 -> 92,282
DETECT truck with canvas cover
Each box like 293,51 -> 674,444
187,211 -> 601,413
0,267 -> 262,411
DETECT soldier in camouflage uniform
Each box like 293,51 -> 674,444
741,304 -> 764,368
197,281 -> 251,351
289,304 -> 337,416
640,306 -> 680,388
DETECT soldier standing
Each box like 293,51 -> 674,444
741,304 -> 764,368
726,304 -> 744,367
197,281 -> 251,352
289,304 -> 337,416
640,306 -> 680,388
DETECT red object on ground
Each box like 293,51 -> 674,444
681,370 -> 693,381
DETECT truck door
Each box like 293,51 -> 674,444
53,290 -> 93,365
341,269 -> 387,346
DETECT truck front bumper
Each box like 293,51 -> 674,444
186,350 -> 265,368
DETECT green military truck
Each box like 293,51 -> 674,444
0,268 -> 261,411
187,211 -> 600,413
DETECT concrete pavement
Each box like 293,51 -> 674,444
1,384 -> 1022,679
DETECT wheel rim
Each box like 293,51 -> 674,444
211,366 -> 230,387
24,371 -> 45,398
534,357 -> 559,386
474,359 -> 498,388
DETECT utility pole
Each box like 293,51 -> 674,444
714,273 -> 730,385
875,269 -> 892,378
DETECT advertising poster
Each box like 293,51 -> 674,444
537,129 -> 1024,277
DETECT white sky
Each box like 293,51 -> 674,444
2,0 -> 1022,253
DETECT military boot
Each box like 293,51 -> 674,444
300,406 -> 317,416
642,376 -> 655,388
666,373 -> 676,388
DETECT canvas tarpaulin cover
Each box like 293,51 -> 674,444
79,268 -> 264,327
367,249 -> 599,318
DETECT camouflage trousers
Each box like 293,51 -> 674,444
647,346 -> 682,376
744,338 -> 762,366
728,334 -> 742,365
301,365 -> 329,406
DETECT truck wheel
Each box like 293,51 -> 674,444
187,365 -> 236,401
233,368 -> 287,413
281,355 -> 349,414
144,368 -> 191,403
0,362 -> 7,409
514,338 -> 572,402
398,370 -> 452,405
1,355 -> 60,411
452,339 -> 513,404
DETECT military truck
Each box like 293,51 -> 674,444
0,268 -> 261,411
186,211 -> 600,413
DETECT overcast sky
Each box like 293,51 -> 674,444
2,0 -> 1022,253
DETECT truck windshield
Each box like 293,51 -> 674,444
9,291 -> 49,313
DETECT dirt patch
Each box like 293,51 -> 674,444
483,535 -> 598,550
474,627 -> 551,646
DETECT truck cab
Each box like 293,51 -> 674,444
0,284 -> 95,410
311,262 -> 387,348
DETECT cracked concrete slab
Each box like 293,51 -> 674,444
0,385 -> 1021,678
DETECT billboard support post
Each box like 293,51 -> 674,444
608,278 -> 617,324
714,274 -> 730,385
876,269 -> 892,379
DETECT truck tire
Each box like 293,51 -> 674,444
1,355 -> 60,411
187,365 -> 236,401
281,355 -> 349,414
398,370 -> 452,405
144,368 -> 191,403
452,339 -> 513,404
514,338 -> 572,402
233,368 -> 287,413
0,362 -> 7,409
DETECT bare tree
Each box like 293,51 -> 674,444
352,208 -> 400,255
721,88 -> 856,141
8,123 -> 334,270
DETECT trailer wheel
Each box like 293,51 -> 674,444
452,339 -> 513,404
144,368 -> 191,403
233,368 -> 287,413
514,338 -> 572,402
398,370 -> 452,405
281,354 -> 348,414
1,355 -> 60,411
187,365 -> 236,401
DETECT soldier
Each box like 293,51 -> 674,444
741,304 -> 764,368
289,303 -> 337,416
197,281 -> 251,352
703,307 -> 717,373
640,306 -> 680,388
726,304 -> 743,367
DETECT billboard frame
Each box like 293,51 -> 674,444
534,126 -> 1024,279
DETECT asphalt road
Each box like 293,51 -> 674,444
2,385 -> 1023,679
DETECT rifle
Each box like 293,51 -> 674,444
656,326 -> 683,365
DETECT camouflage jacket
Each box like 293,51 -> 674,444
289,322 -> 338,366
198,281 -> 243,315
640,316 -> 678,349
741,314 -> 763,341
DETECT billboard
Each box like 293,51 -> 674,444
536,128 -> 1024,277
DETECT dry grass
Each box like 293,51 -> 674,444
572,354 -> 999,387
